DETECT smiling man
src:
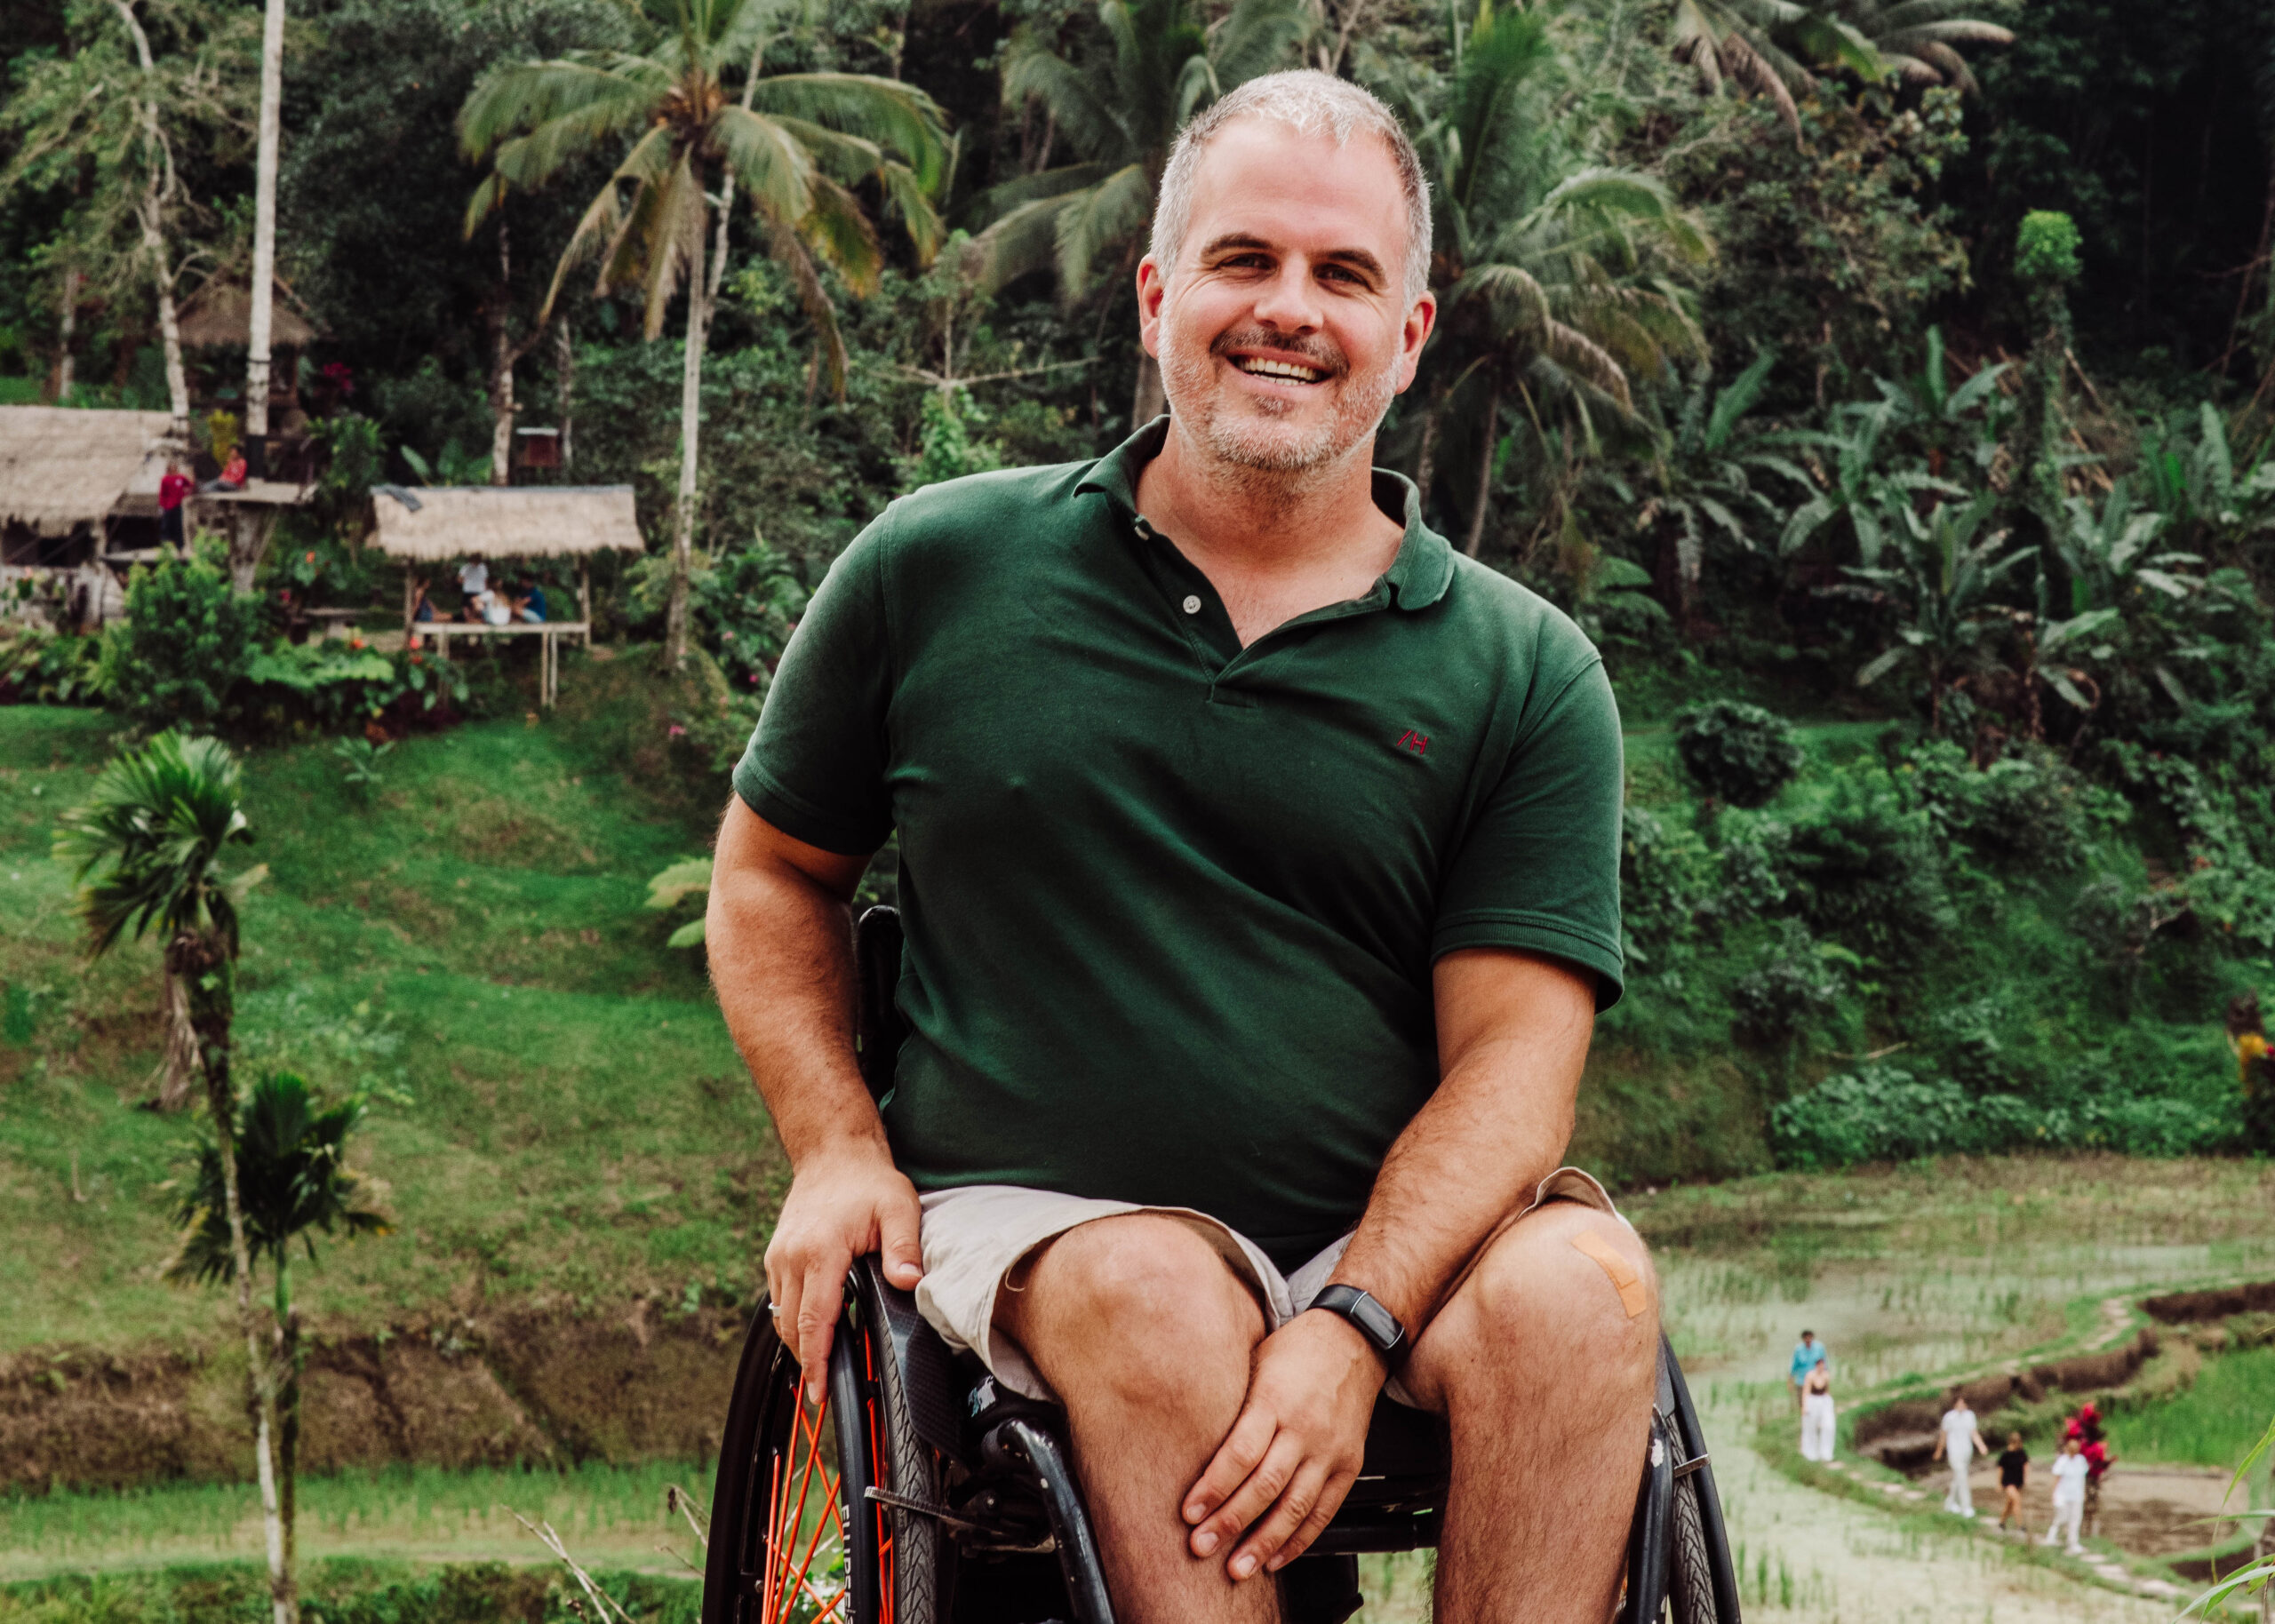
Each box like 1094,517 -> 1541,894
706,71 -> 1649,1621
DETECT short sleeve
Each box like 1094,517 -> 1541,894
1431,658 -> 1624,1009
731,509 -> 898,855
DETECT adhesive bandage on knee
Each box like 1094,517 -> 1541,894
1571,1230 -> 1650,1318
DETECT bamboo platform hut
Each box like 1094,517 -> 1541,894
0,407 -> 179,625
369,483 -> 643,706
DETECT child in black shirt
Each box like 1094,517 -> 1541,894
1997,1431 -> 2030,1531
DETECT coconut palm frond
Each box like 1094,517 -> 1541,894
712,104 -> 820,225
165,1071 -> 388,1287
54,732 -> 253,959
748,73 -> 950,193
1054,160 -> 1152,293
799,172 -> 886,297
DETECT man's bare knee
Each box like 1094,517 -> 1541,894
1416,1206 -> 1657,1406
1011,1215 -> 1265,1402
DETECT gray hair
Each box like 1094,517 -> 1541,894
1149,70 -> 1433,305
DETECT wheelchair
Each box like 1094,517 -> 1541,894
702,908 -> 1741,1624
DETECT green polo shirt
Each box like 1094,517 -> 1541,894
735,419 -> 1624,1268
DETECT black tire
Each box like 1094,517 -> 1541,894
841,1262 -> 945,1624
1666,1449 -> 1719,1624
703,1274 -> 943,1624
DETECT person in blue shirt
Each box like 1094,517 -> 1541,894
1790,1329 -> 1829,1408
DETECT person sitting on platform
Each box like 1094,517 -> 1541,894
512,578 -> 547,623
200,449 -> 248,494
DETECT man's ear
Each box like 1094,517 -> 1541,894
1393,292 -> 1437,394
1137,257 -> 1168,361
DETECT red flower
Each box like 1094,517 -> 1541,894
667,723 -> 688,738
305,550 -> 316,563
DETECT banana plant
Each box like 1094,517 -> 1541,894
2054,481 -> 2204,615
1866,325 -> 2008,479
1778,402 -> 1965,567
1848,496 -> 2031,734
1642,351 -> 1815,606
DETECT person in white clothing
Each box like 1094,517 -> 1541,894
458,556 -> 490,622
2044,1437 -> 2089,1553
1799,1364 -> 1836,1461
1930,1388 -> 1987,1516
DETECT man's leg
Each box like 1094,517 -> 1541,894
994,1214 -> 1276,1624
1401,1200 -> 1659,1624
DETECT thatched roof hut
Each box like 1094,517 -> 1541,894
0,406 -> 179,536
176,280 -> 322,350
368,485 -> 645,562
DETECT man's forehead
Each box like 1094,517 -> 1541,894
1178,116 -> 1408,249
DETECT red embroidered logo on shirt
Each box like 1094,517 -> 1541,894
1395,729 -> 1430,757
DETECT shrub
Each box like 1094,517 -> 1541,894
1729,922 -> 1851,1047
1903,740 -> 2127,872
96,541 -> 262,727
1674,700 -> 1803,808
2015,210 -> 2081,287
1620,806 -> 1719,965
1781,767 -> 1955,967
241,639 -> 470,734
0,624 -> 105,705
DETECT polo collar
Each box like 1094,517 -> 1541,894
1078,416 -> 1455,614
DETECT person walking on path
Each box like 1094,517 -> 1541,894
1932,1388 -> 1987,1517
2066,1402 -> 2116,1537
2044,1437 -> 2088,1553
1996,1431 -> 2029,1532
1790,1329 -> 1829,1410
1799,1363 -> 1836,1461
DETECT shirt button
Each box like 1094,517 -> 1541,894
1181,594 -> 1202,616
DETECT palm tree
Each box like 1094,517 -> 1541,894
169,1071 -> 388,1580
460,0 -> 949,665
1813,0 -> 2012,93
1666,0 -> 2009,117
970,0 -> 1310,425
1401,2 -> 1711,556
52,733 -> 294,1624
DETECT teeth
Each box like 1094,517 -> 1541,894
1235,356 -> 1325,382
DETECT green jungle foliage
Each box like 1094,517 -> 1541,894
3,0 -> 2274,1203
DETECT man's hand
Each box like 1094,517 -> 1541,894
763,1146 -> 923,1401
1181,1309 -> 1383,1580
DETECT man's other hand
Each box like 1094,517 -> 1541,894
1181,1308 -> 1384,1580
763,1148 -> 923,1402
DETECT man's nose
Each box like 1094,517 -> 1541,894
1249,260 -> 1323,332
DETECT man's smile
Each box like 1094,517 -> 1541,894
1227,352 -> 1331,385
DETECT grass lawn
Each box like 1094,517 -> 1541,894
0,689 -> 780,1357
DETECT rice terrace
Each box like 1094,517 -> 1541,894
5,0 -> 2275,1620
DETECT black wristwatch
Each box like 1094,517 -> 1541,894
1308,1285 -> 1409,1371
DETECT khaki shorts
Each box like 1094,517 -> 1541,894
912,1166 -> 1621,1409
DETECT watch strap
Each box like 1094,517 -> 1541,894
1309,1284 -> 1409,1370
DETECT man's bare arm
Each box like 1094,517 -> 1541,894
1181,947 -> 1596,1576
707,796 -> 920,1399
1333,946 -> 1597,1331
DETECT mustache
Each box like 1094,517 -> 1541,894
1209,327 -> 1347,376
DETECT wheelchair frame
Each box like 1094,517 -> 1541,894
700,907 -> 1742,1624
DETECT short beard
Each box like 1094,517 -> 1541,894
1158,321 -> 1399,485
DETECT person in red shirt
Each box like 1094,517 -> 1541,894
158,459 -> 192,546
201,450 -> 248,493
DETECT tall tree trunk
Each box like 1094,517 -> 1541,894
1463,381 -> 1503,559
53,270 -> 79,400
666,195 -> 710,669
274,1263 -> 300,1580
555,322 -> 575,478
489,226 -> 517,486
111,0 -> 190,436
244,0 -> 286,448
1130,354 -> 1165,428
154,966 -> 196,1111
176,932 -> 295,1624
